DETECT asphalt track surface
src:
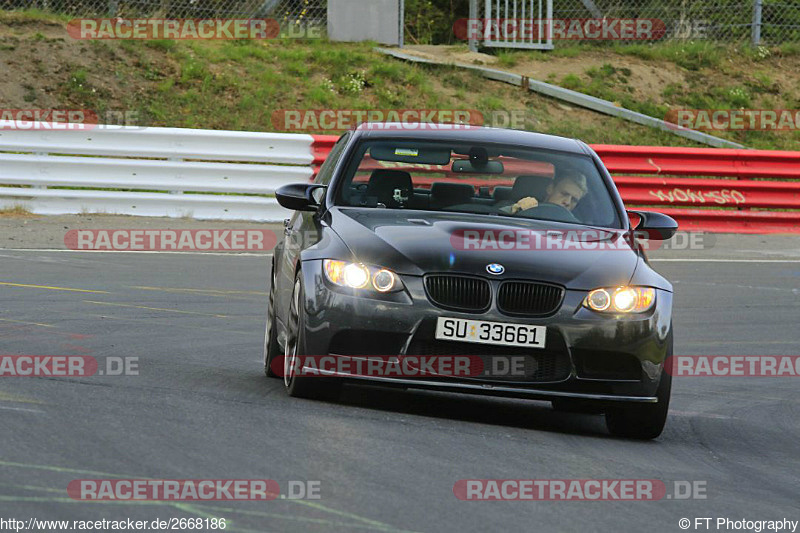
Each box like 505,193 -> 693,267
1,228 -> 799,532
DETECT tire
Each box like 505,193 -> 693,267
263,257 -> 281,378
283,272 -> 341,401
605,333 -> 673,440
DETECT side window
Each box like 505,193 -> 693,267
314,133 -> 351,186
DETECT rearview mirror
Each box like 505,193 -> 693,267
452,159 -> 505,174
276,183 -> 326,212
628,210 -> 678,240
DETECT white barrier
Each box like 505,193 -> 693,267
0,187 -> 283,221
0,125 -> 315,221
0,126 -> 315,164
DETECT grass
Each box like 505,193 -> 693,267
65,37 -> 736,146
0,205 -> 33,217
504,43 -> 800,150
509,40 -> 800,69
556,63 -> 670,119
106,38 -> 464,132
612,41 -> 726,70
5,9 -> 800,149
0,8 -> 71,23
475,41 -> 800,148
144,40 -> 177,52
497,51 -> 527,67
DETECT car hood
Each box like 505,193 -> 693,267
329,208 -> 641,290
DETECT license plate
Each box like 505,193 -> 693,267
435,317 -> 546,349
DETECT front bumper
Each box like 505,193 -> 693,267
295,260 -> 673,403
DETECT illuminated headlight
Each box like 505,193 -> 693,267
584,286 -> 656,313
343,263 -> 369,288
323,260 -> 402,293
372,269 -> 396,293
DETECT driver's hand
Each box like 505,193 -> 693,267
511,197 -> 539,214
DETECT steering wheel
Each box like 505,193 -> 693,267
516,202 -> 580,223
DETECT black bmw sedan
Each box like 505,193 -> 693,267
264,124 -> 678,440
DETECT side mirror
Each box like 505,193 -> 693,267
276,183 -> 326,212
628,210 -> 678,240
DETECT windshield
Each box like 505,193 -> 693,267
335,140 -> 622,228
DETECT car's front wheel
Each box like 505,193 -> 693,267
283,272 -> 341,401
605,329 -> 673,440
263,257 -> 281,378
604,368 -> 671,440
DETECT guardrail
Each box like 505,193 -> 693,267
2,126 -> 798,232
592,145 -> 800,233
312,135 -> 800,233
0,126 -> 315,221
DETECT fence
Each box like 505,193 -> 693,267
6,0 -> 800,44
476,0 -> 554,50
468,0 -> 800,46
1,125 -> 798,232
0,0 -> 327,24
550,0 -> 799,45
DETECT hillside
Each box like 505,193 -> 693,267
1,10 -> 799,149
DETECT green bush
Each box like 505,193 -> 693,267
404,0 -> 469,45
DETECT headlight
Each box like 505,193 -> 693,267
372,269 -> 396,293
584,286 -> 655,313
323,260 -> 403,293
343,263 -> 370,288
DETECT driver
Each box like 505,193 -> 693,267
503,171 -> 588,215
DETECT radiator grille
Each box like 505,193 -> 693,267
424,275 -> 491,312
497,281 -> 564,315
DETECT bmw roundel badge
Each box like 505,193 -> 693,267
486,263 -> 505,275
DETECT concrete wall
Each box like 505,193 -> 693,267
328,0 -> 403,46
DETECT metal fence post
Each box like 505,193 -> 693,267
399,0 -> 405,48
469,0 -> 478,52
752,0 -> 763,46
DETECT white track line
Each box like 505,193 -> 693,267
0,405 -> 44,413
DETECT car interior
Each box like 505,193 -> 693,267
338,142 -> 622,227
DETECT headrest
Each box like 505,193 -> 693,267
367,170 -> 413,193
366,170 -> 413,206
430,182 -> 475,208
492,186 -> 513,202
511,175 -> 552,201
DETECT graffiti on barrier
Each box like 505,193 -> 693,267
648,188 -> 746,205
